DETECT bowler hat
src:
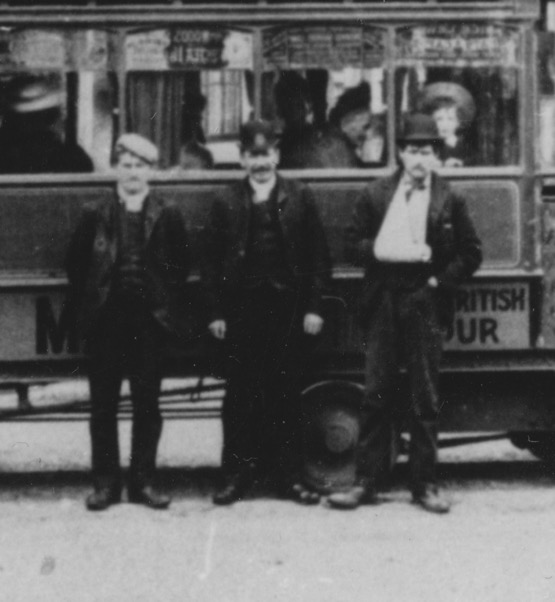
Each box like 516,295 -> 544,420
329,81 -> 370,126
7,77 -> 63,113
301,380 -> 364,494
239,119 -> 277,152
419,82 -> 476,127
397,113 -> 442,145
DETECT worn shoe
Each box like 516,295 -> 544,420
128,486 -> 171,509
212,470 -> 253,506
327,486 -> 378,510
213,478 -> 250,506
287,482 -> 320,505
412,489 -> 450,514
86,488 -> 121,511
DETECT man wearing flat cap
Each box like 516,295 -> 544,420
334,113 -> 482,513
311,81 -> 372,168
202,119 -> 331,505
66,133 -> 190,511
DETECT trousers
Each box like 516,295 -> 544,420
86,295 -> 163,491
221,283 -> 310,486
357,285 -> 443,495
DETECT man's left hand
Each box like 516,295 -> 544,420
304,313 -> 324,335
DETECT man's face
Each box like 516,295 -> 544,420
398,144 -> 439,182
240,146 -> 279,184
116,152 -> 151,195
341,109 -> 371,148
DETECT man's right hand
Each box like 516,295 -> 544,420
208,320 -> 226,340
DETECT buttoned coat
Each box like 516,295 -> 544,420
202,176 -> 331,322
345,169 -> 482,327
66,193 -> 190,337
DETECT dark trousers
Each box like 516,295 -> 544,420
357,285 -> 443,495
221,283 -> 308,487
86,296 -> 163,491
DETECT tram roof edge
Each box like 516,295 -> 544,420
0,2 -> 540,27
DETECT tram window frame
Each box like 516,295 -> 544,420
392,22 -> 523,170
0,18 -> 529,177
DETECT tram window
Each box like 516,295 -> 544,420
126,70 -> 251,169
538,32 -> 555,169
394,24 -> 521,167
0,72 -> 106,174
124,28 -> 254,169
263,68 -> 387,169
261,25 -> 388,169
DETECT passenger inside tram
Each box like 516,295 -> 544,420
273,71 -> 321,169
309,80 -> 372,168
0,74 -> 94,174
419,82 -> 477,167
172,89 -> 214,170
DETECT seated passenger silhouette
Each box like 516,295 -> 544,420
274,71 -> 321,169
311,81 -> 371,168
0,76 -> 93,173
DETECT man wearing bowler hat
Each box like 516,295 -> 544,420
66,133 -> 190,510
202,119 -> 331,505
0,75 -> 93,173
334,113 -> 482,512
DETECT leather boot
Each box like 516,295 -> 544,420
128,485 -> 171,509
86,487 -> 121,511
327,485 -> 378,510
412,487 -> 450,514
213,469 -> 253,505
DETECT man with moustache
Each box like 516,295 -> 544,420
203,120 -> 330,505
66,134 -> 190,511
333,114 -> 482,513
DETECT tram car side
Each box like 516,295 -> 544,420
0,0 -> 553,461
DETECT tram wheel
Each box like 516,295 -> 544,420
509,432 -> 555,464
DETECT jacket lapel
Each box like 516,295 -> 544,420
237,179 -> 252,248
427,172 -> 449,233
378,170 -> 403,219
144,193 -> 165,243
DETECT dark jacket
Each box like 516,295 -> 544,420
0,127 -> 93,174
66,193 -> 190,336
308,126 -> 363,169
345,169 -> 482,326
202,176 -> 331,322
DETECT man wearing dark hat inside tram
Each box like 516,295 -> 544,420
66,133 -> 190,511
310,81 -> 372,168
0,75 -> 93,173
202,119 -> 331,505
336,113 -> 482,513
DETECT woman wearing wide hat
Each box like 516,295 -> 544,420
418,82 -> 477,167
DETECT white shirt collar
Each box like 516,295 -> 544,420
249,174 -> 277,203
401,173 -> 431,191
117,185 -> 149,212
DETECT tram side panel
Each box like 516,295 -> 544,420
0,180 -> 550,433
0,180 -> 533,359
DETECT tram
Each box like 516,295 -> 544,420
0,0 -> 551,457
